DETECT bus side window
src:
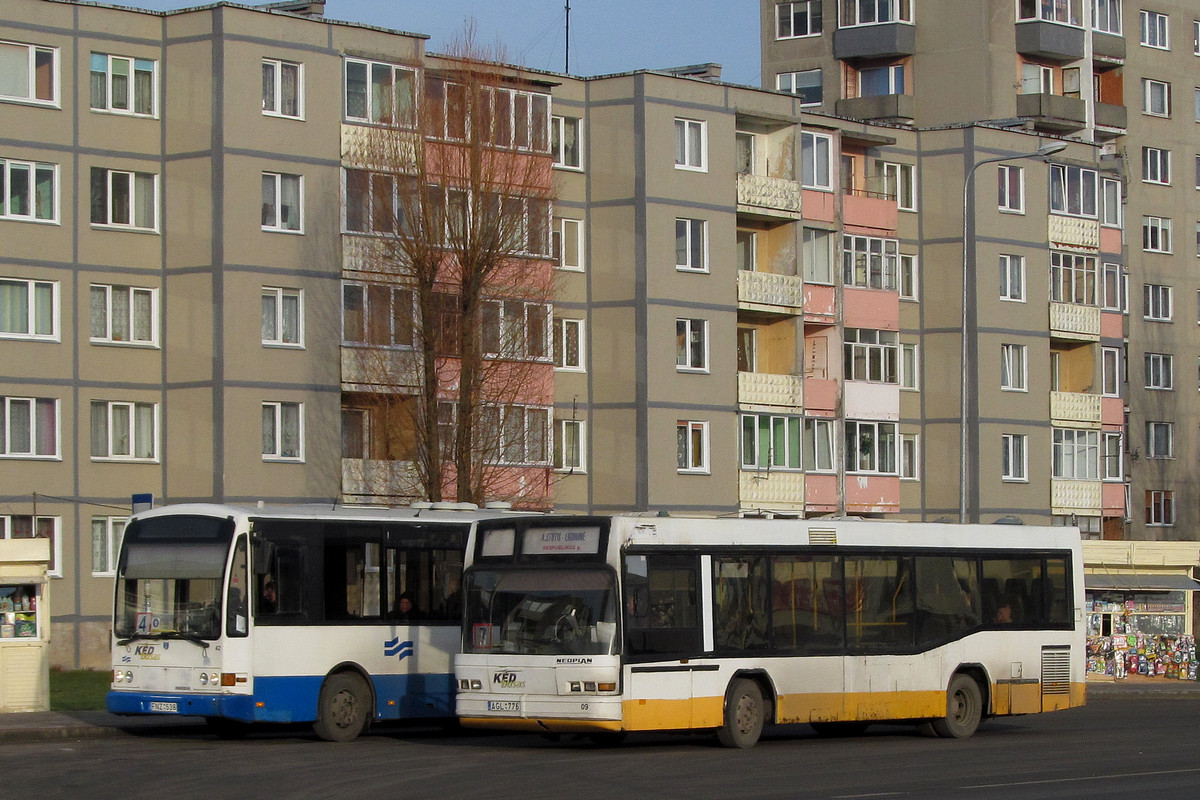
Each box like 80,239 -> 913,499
713,556 -> 769,652
624,554 -> 701,657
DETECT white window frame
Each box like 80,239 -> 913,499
740,413 -> 805,471
674,118 -> 707,172
0,40 -> 59,106
841,0 -> 914,26
1021,63 -> 1054,95
1001,433 -> 1028,482
804,417 -> 835,472
1195,19 -> 1200,55
89,52 -> 156,117
801,131 -> 833,190
1140,9 -> 1170,49
1142,78 -> 1171,117
998,164 -> 1025,212
261,171 -> 303,233
1101,346 -> 1121,396
262,57 -> 303,119
482,299 -> 551,362
883,161 -> 916,211
900,342 -> 919,390
1,396 -> 59,459
900,432 -> 919,480
262,286 -> 303,348
1143,215 -> 1172,253
1144,352 -> 1173,390
553,316 -> 585,371
1102,431 -> 1123,481
844,328 -> 899,384
1144,283 -> 1172,321
777,1 -> 824,38
858,64 -> 905,97
899,254 -> 918,300
1050,164 -> 1098,218
1142,146 -> 1171,185
1050,251 -> 1098,305
1101,177 -> 1122,228
1102,263 -> 1126,312
91,516 -> 128,577
844,419 -> 898,475
1000,343 -> 1028,391
262,400 -> 304,462
1093,0 -> 1122,35
554,418 -> 586,472
802,227 -> 835,284
341,281 -> 414,348
675,218 -> 708,272
1,515 -> 61,578
90,167 -> 158,230
0,277 -> 58,341
343,57 -> 416,127
551,115 -> 582,169
1052,427 -> 1099,480
90,400 -> 158,461
483,404 -> 550,466
90,284 -> 158,346
1000,254 -> 1026,302
1146,489 -> 1174,526
777,70 -> 823,106
1145,421 -> 1173,458
552,217 -> 584,271
676,419 -> 710,474
842,234 -> 899,290
676,318 -> 709,372
0,158 -> 58,222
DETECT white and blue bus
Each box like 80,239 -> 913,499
107,502 -> 525,740
454,515 -> 1086,747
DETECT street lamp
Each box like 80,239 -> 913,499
959,141 -> 1068,524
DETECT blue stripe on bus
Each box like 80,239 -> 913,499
106,672 -> 456,724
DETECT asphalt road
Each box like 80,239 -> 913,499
3,695 -> 1197,800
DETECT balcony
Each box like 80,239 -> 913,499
738,270 -> 804,315
1094,102 -> 1127,132
1092,32 -> 1126,63
1050,391 -> 1102,427
737,173 -> 801,220
341,347 -> 420,389
833,23 -> 916,60
1051,478 -> 1102,515
1049,302 -> 1100,341
835,94 -> 914,124
738,371 -> 803,410
1014,21 -> 1085,61
1047,214 -> 1099,250
342,458 -> 420,501
740,469 -> 805,513
1015,93 -> 1087,133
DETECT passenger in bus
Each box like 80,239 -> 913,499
397,593 -> 421,621
993,599 -> 1013,624
259,575 -> 278,614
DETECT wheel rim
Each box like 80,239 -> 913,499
734,693 -> 760,735
330,690 -> 358,729
950,687 -> 974,727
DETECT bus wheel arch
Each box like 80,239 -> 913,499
931,667 -> 987,739
716,671 -> 775,749
313,666 -> 375,742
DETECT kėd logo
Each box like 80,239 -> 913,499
384,637 -> 414,660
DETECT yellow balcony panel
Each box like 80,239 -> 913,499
1049,302 -> 1100,341
342,458 -> 420,500
1051,479 -> 1102,515
738,270 -> 804,314
1050,391 -> 1101,426
740,469 -> 805,512
738,371 -> 803,410
736,173 -> 801,219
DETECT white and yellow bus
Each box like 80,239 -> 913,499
454,515 -> 1085,747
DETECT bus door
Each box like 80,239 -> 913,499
769,554 -> 846,724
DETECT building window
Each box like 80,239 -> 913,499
676,420 -> 709,473
553,217 -> 584,271
1142,78 -> 1171,117
1145,490 -> 1174,526
777,70 -> 823,105
262,287 -> 303,347
342,282 -> 413,347
737,229 -> 757,271
89,53 -> 155,116
0,277 -> 57,340
90,284 -> 156,346
1,158 -> 57,222
1102,263 -> 1126,312
482,299 -> 550,361
1102,431 -> 1123,480
1142,147 -> 1171,184
90,167 -> 157,230
899,254 -> 918,300
900,342 -> 918,390
802,228 -> 834,284
882,162 -> 915,210
1050,251 -> 1098,305
998,164 -> 1025,212
801,131 -> 832,189
551,115 -> 581,168
1143,216 -> 1172,253
741,413 -> 803,470
1,396 -> 58,458
261,172 -> 302,232
1140,10 -> 1170,49
554,418 -> 585,471
344,168 -> 402,234
1052,427 -> 1098,479
1101,347 -> 1121,395
1146,421 -> 1173,458
91,400 -> 157,461
804,418 -> 835,472
676,318 -> 708,372
1144,352 -> 1173,390
481,404 -> 549,466
842,0 -> 913,25
674,118 -> 707,171
1093,0 -> 1122,34
1000,343 -> 1028,391
1000,254 -> 1026,301
262,57 -> 302,118
1020,62 -> 1054,95
1101,177 -> 1122,228
0,40 -> 57,105
1002,433 -> 1027,482
344,57 -> 415,126
2,515 -> 60,577
1144,283 -> 1172,320
842,234 -> 899,290
675,218 -> 708,272
900,433 -> 919,479
1050,164 -> 1098,218
777,1 -> 823,37
91,516 -> 127,577
262,401 -> 303,461
553,316 -> 585,371
844,328 -> 899,384
858,64 -> 905,96
845,419 -> 897,475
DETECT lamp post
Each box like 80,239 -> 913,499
959,141 -> 1068,524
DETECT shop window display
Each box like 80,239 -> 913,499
0,583 -> 39,638
1086,591 -> 1197,680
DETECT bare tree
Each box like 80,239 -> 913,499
343,33 -> 556,508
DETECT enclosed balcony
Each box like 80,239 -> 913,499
1049,302 -> 1100,341
738,370 -> 803,410
1050,391 -> 1102,426
833,23 -> 915,60
835,93 -> 914,124
1051,478 -> 1102,516
1014,21 -> 1084,61
740,470 -> 805,513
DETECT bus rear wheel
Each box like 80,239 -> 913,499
931,674 -> 982,739
716,678 -> 765,749
313,672 -> 371,742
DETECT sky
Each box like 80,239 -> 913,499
122,1 -> 764,86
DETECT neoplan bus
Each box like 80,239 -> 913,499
454,515 -> 1086,747
107,502 -> 526,741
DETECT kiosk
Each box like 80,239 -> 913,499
0,537 -> 51,712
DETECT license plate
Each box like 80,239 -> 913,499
149,702 -> 178,713
487,700 -> 520,712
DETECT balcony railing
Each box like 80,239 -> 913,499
1047,213 -> 1100,250
738,270 -> 804,314
1051,478 -> 1102,515
1049,302 -> 1100,340
1015,93 -> 1087,132
739,469 -> 805,512
1050,391 -> 1102,426
738,371 -> 803,409
342,458 -> 420,500
736,173 -> 801,219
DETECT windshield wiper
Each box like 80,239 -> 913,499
117,631 -> 211,650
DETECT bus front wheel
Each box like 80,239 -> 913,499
313,672 -> 371,742
716,678 -> 765,749
931,674 -> 982,739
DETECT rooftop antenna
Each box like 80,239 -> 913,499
564,0 -> 571,73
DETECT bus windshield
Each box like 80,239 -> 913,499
463,568 -> 619,656
114,515 -> 236,641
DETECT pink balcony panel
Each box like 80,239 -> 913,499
1100,310 -> 1123,340
845,474 -> 900,513
1101,397 -> 1124,426
843,194 -> 897,234
1102,482 -> 1125,516
843,287 -> 900,330
804,377 -> 838,414
802,189 -> 836,223
805,473 -> 838,512
1100,227 -> 1122,256
804,283 -> 837,322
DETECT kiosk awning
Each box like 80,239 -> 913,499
1085,573 -> 1200,591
